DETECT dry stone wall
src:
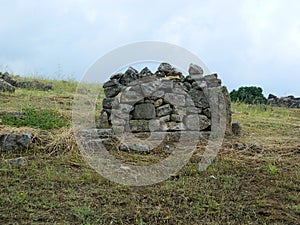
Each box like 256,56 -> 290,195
268,94 -> 300,108
98,62 -> 232,135
0,72 -> 53,92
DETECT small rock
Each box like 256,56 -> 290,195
7,157 -> 28,168
157,62 -> 173,73
98,110 -> 111,128
120,143 -> 150,154
232,122 -> 242,136
154,98 -> 163,107
140,67 -> 153,77
165,145 -> 174,152
235,142 -> 246,151
188,63 -> 204,75
104,85 -> 123,98
209,175 -> 217,179
0,133 -> 31,153
102,98 -> 119,109
119,67 -> 139,85
170,114 -> 184,122
156,104 -> 172,117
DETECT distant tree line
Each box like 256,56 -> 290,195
230,86 -> 267,104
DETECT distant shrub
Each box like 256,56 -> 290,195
1,107 -> 69,130
230,86 -> 267,104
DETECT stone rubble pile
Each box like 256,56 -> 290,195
0,72 -> 53,92
267,94 -> 300,108
98,62 -> 231,137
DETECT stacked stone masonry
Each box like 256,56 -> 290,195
98,62 -> 232,135
268,94 -> 300,108
0,72 -> 53,92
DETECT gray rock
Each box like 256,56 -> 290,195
113,126 -> 125,134
133,103 -> 156,119
116,103 -> 134,114
186,107 -> 202,114
165,145 -> 174,152
221,86 -> 232,134
232,122 -> 242,136
140,67 -> 153,77
98,110 -> 111,128
0,133 -> 31,153
16,81 -> 53,91
7,157 -> 28,168
170,114 -> 184,122
120,143 -> 150,154
164,93 -> 185,106
119,67 -> 138,85
158,80 -> 173,91
110,115 -> 126,126
159,115 -> 170,122
149,119 -> 161,131
156,104 -> 172,117
188,63 -> 204,75
104,85 -> 123,98
140,79 -> 160,97
110,73 -> 123,80
102,98 -> 119,109
103,79 -> 119,88
203,108 -> 211,119
192,81 -> 207,90
267,94 -> 300,108
235,142 -> 246,150
188,89 -> 209,108
1,73 -> 17,86
120,87 -> 143,103
158,62 -> 173,73
184,114 -> 210,131
0,79 -> 15,92
172,106 -> 187,115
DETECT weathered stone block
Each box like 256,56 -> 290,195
132,103 -> 156,119
120,143 -> 150,154
102,98 -> 118,109
164,93 -> 185,106
184,114 -> 210,131
188,63 -> 204,75
170,114 -> 184,122
188,89 -> 209,108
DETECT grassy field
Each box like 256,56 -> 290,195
0,77 -> 299,224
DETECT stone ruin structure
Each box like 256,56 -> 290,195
0,72 -> 53,92
268,94 -> 300,108
95,62 -> 232,153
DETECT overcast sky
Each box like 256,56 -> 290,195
1,0 -> 299,96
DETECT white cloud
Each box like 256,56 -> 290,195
0,0 -> 299,95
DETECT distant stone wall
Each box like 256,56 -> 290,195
268,94 -> 300,108
0,72 -> 53,92
98,62 -> 232,135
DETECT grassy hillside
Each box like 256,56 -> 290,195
0,77 -> 299,224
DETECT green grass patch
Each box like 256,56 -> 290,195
0,106 -> 69,130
